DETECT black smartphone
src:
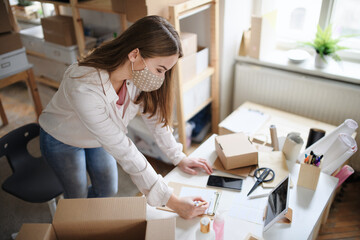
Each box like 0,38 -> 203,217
207,175 -> 243,191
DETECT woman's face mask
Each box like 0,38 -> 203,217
131,57 -> 165,92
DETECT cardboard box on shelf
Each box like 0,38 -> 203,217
41,15 -> 77,46
0,1 -> 12,34
111,0 -> 186,22
180,32 -> 197,57
16,197 -> 175,240
215,132 -> 258,170
0,32 -> 23,55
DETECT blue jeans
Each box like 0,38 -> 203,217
40,128 -> 118,199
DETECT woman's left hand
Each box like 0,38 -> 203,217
178,157 -> 213,175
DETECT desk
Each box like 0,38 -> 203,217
219,102 -> 337,152
147,135 -> 338,240
0,64 -> 43,123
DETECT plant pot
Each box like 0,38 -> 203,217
314,53 -> 328,68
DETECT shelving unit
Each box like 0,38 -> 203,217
169,0 -> 219,153
19,0 -> 219,154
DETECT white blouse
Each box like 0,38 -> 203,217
39,63 -> 186,206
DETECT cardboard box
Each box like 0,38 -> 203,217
215,133 -> 258,170
0,1 -> 12,34
41,16 -> 77,46
180,32 -> 197,57
0,32 -> 23,55
297,163 -> 320,190
16,197 -> 175,240
112,0 -> 186,22
0,47 -> 28,77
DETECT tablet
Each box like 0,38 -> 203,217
263,175 -> 290,232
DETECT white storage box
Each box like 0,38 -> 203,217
183,77 -> 211,118
179,47 -> 209,84
0,47 -> 29,77
20,25 -> 45,55
44,37 -> 97,64
196,47 -> 209,74
27,54 -> 69,82
127,116 -> 172,164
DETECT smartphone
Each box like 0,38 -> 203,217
207,175 -> 243,191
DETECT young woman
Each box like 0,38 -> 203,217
39,16 -> 213,219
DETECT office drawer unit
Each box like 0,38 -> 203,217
20,25 -> 45,55
0,48 -> 28,77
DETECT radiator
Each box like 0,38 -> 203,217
233,63 -> 360,170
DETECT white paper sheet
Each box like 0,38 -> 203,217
219,108 -> 269,136
228,192 -> 268,225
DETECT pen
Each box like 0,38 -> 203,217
194,201 -> 207,207
248,193 -> 269,199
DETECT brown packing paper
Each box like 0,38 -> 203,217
239,28 -> 251,56
258,151 -> 293,188
213,157 -> 253,178
244,233 -> 264,240
157,182 -> 221,218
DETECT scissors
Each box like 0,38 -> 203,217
247,167 -> 275,196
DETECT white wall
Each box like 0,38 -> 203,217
219,0 -> 252,120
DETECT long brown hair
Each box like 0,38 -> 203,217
79,16 -> 183,127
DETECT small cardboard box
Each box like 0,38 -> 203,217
215,133 -> 258,170
297,163 -> 320,191
111,0 -> 186,22
0,1 -> 12,34
180,32 -> 197,57
16,197 -> 175,240
41,16 -> 77,46
0,32 -> 23,55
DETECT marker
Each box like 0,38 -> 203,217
248,193 -> 269,199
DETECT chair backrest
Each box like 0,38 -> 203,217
0,123 -> 40,172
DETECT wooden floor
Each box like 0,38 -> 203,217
1,82 -> 360,240
317,173 -> 360,240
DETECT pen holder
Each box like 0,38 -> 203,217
297,163 -> 320,190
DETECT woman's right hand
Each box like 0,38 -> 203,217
166,194 -> 209,219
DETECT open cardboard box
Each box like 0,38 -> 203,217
16,197 -> 175,240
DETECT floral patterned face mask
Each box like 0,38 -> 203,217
131,57 -> 165,92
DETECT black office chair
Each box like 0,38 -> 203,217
0,123 -> 63,219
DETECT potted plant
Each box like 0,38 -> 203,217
303,24 -> 348,68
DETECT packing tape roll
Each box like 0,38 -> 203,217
305,128 -> 326,148
282,132 -> 304,162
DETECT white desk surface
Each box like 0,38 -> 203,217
147,135 -> 338,240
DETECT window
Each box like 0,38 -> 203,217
276,0 -> 360,59
330,0 -> 360,51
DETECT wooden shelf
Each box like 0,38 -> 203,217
185,97 -> 212,121
182,67 -> 214,92
31,0 -> 70,7
170,0 -> 219,153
